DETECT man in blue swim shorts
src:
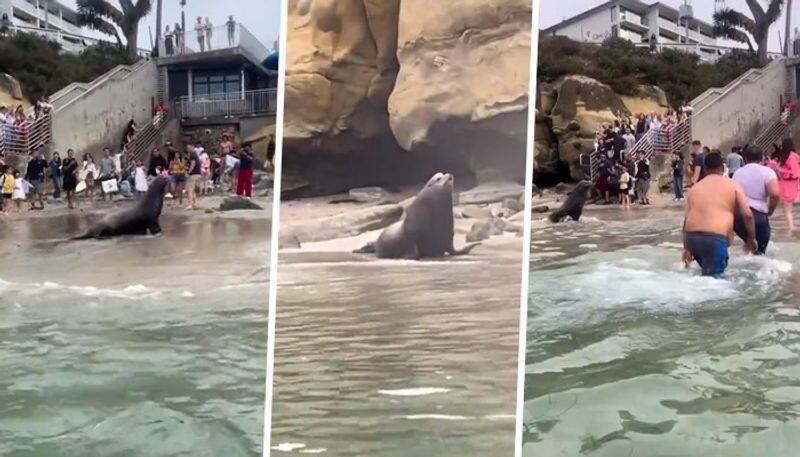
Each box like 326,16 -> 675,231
682,151 -> 757,277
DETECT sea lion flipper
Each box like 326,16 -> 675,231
352,242 -> 377,254
403,244 -> 420,260
448,242 -> 481,256
148,221 -> 162,235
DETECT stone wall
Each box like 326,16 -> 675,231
51,60 -> 158,156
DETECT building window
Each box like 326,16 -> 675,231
192,70 -> 241,97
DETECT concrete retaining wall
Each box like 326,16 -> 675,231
691,59 -> 787,153
51,59 -> 158,156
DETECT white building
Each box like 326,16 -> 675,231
541,0 -> 737,62
0,0 -> 101,53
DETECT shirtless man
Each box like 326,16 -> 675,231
683,151 -> 757,277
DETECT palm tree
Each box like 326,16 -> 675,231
76,0 -> 153,61
713,0 -> 785,65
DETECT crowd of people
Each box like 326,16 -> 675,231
0,133 -> 260,215
162,15 -> 238,56
0,98 -> 53,152
590,104 -> 697,209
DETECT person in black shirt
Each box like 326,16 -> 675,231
672,152 -> 684,200
691,141 -> 708,184
148,147 -> 168,177
62,149 -> 79,209
25,153 -> 47,210
49,152 -> 62,200
236,144 -> 254,198
635,154 -> 651,205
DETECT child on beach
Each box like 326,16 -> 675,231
1,166 -> 13,214
619,166 -> 631,209
11,171 -> 29,212
134,160 -> 148,196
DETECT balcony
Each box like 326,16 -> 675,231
157,23 -> 269,64
177,89 -> 277,121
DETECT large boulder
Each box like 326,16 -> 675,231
281,0 -> 531,194
0,73 -> 29,109
549,75 -> 628,135
281,204 -> 403,243
388,0 -> 532,183
558,135 -> 595,181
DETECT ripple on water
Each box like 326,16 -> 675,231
525,209 -> 800,456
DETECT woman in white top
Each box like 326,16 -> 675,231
82,153 -> 97,201
134,161 -> 148,195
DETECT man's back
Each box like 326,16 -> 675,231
733,163 -> 777,213
727,152 -> 744,171
686,175 -> 739,236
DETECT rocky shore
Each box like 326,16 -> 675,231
279,180 -> 526,251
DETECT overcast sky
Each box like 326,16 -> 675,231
64,0 -> 281,51
538,0 -> 795,52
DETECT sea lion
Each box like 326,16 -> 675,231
72,176 -> 169,239
353,172 -> 480,259
549,180 -> 594,223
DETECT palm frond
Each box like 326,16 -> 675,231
713,8 -> 757,36
133,0 -> 153,19
76,12 -> 123,45
713,23 -> 756,51
76,0 -> 124,26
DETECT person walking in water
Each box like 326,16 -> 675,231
690,140 -> 706,184
726,146 -> 744,178
778,138 -> 800,231
732,146 -> 780,255
683,152 -> 757,277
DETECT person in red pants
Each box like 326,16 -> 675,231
236,144 -> 254,198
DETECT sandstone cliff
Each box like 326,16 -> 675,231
283,0 -> 531,195
534,75 -> 668,183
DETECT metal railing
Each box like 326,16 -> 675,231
631,118 -> 692,161
158,23 -> 269,60
0,112 -> 53,157
177,89 -> 277,119
753,108 -> 800,150
123,109 -> 175,169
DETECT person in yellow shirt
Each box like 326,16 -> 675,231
1,166 -> 14,214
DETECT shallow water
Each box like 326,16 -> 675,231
0,212 -> 270,456
524,207 -> 800,456
270,244 -> 522,456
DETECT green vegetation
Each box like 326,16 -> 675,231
77,0 -> 152,61
0,33 -> 133,102
537,36 -> 762,108
713,0 -> 784,66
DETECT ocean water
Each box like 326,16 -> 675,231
0,211 -> 270,456
525,208 -> 800,456
270,242 -> 523,456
